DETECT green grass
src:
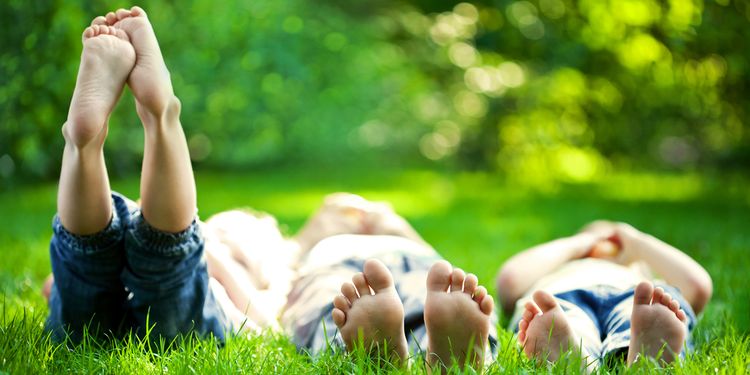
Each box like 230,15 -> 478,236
1,167 -> 749,373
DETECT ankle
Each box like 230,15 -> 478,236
62,120 -> 107,150
137,95 -> 181,131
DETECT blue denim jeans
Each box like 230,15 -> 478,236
46,192 -> 230,343
552,283 -> 696,360
510,283 -> 696,362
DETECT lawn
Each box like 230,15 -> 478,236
1,168 -> 749,373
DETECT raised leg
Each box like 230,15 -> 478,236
58,25 -> 135,235
88,7 -> 231,341
103,6 -> 194,232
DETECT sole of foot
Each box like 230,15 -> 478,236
332,259 -> 409,365
518,290 -> 581,363
424,261 -> 493,372
94,6 -> 174,117
627,281 -> 688,365
65,24 -> 135,148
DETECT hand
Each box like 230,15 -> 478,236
588,237 -> 621,259
578,220 -> 650,265
578,220 -> 619,259
609,222 -> 644,265
587,222 -> 644,265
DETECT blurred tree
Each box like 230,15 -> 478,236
0,0 -> 747,186
404,0 -> 749,182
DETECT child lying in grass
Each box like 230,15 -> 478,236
203,193 -> 497,371
45,5 -> 711,372
496,221 -> 713,369
47,5 -> 227,343
45,6 -> 496,372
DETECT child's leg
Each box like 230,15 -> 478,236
47,23 -> 136,341
107,6 -> 195,233
105,7 -> 229,341
58,24 -> 136,235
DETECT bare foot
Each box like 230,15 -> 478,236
332,259 -> 409,364
627,281 -> 688,365
64,24 -> 135,148
424,261 -> 493,372
42,274 -> 54,303
95,6 -> 175,117
518,290 -> 581,363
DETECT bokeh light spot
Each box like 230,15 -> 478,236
189,134 -> 213,162
282,16 -> 304,34
453,90 -> 488,117
540,0 -> 566,19
453,3 -> 479,24
498,62 -> 525,88
324,33 -> 348,51
449,42 -> 478,68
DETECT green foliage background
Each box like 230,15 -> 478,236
1,2 -> 750,371
1,0 -> 748,184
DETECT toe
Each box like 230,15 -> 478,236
131,6 -> 147,17
480,294 -> 494,315
450,268 -> 466,292
532,290 -> 558,313
633,281 -> 654,305
519,319 -> 528,331
652,286 -> 665,305
677,309 -> 688,323
341,282 -> 359,302
473,285 -> 488,304
523,301 -> 541,319
334,294 -> 350,313
352,272 -> 371,297
362,259 -> 395,292
105,12 -> 118,25
82,26 -> 95,39
426,260 -> 452,292
332,308 -> 346,328
669,299 -> 680,313
518,321 -> 527,343
660,292 -> 673,306
115,8 -> 130,20
91,16 -> 107,26
464,274 -> 478,295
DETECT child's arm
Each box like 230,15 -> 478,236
495,233 -> 598,315
616,223 -> 713,314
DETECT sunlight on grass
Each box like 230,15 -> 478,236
1,168 -> 749,373
595,172 -> 704,202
